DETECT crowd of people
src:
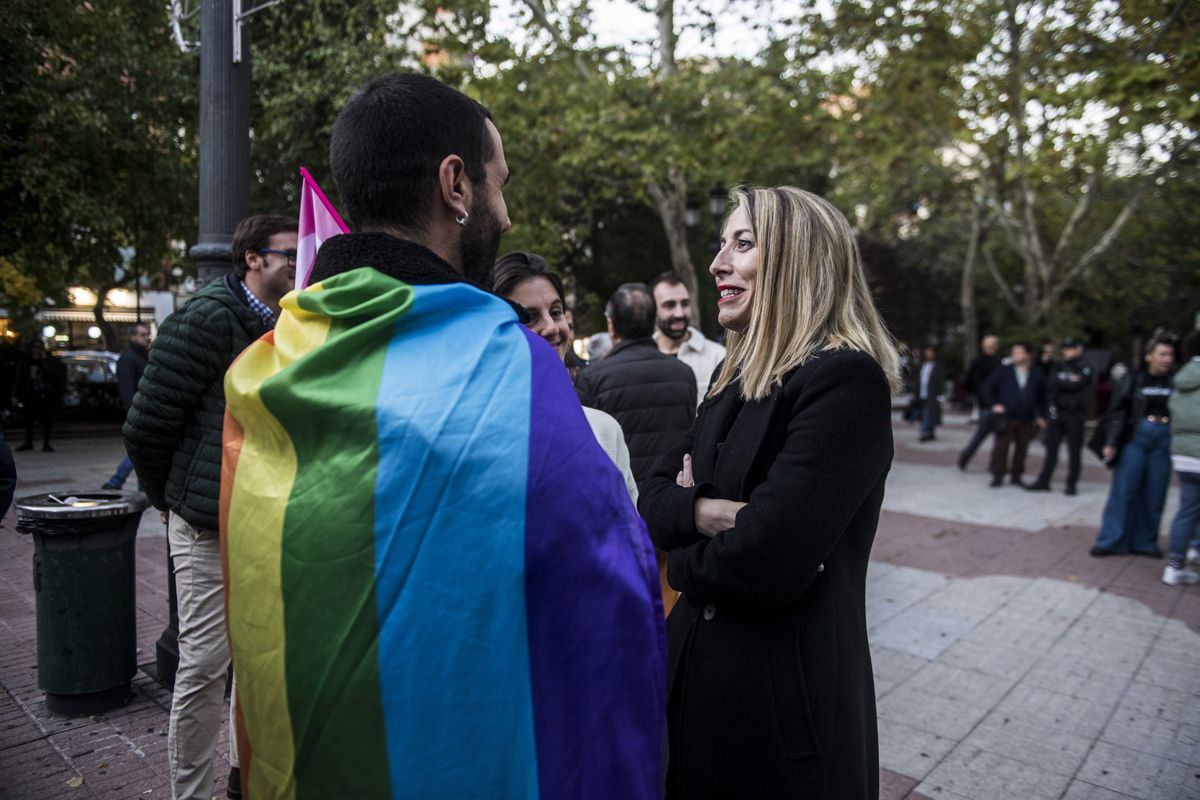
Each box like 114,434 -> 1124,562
5,68 -> 1194,800
907,329 -> 1200,587
112,72 -> 898,799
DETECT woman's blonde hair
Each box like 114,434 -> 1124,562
708,186 -> 901,400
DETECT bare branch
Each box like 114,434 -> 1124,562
1052,170 -> 1102,264
515,0 -> 590,80
1059,187 -> 1145,291
983,246 -> 1022,314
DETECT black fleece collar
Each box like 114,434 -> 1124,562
308,232 -> 528,322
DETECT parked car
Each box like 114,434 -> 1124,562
53,350 -> 123,417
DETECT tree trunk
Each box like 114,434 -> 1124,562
646,167 -> 700,325
93,287 -> 118,352
960,204 -> 984,366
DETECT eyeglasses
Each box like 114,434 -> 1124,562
258,248 -> 297,265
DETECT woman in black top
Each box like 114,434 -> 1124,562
638,187 -> 899,799
1092,334 -> 1178,556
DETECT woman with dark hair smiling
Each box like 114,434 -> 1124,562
639,187 -> 899,799
493,252 -> 638,502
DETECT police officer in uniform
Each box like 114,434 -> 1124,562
1027,337 -> 1093,495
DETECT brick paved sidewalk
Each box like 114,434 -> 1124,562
1,429 -> 1197,800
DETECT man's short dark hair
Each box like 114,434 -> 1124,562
231,215 -> 297,279
1011,340 -> 1033,355
647,271 -> 686,298
1182,330 -> 1200,361
605,283 -> 656,340
330,72 -> 494,233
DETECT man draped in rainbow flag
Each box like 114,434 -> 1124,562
219,73 -> 666,799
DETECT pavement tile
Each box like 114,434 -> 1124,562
937,637 -> 1044,681
960,710 -> 1093,777
1076,741 -> 1192,799
992,683 -> 1117,740
877,717 -> 957,781
869,606 -> 980,661
871,645 -> 930,698
901,662 -> 1016,710
876,682 -> 991,741
1060,781 -> 1141,799
918,745 -> 1072,800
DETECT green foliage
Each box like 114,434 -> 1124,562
0,0 -> 196,302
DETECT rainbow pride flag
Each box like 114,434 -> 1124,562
220,267 -> 666,800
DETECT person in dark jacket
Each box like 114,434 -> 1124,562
1091,333 -> 1177,557
102,323 -> 151,490
980,341 -> 1047,487
124,213 -> 296,800
639,186 -> 898,800
958,334 -> 1003,469
575,282 -> 696,483
1026,337 -> 1093,495
913,345 -> 945,441
0,428 -> 15,518
15,340 -> 66,452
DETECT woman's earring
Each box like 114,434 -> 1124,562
456,213 -> 469,226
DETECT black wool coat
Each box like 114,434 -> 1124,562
638,348 -> 893,800
576,338 -> 697,483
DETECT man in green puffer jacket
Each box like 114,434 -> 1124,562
124,214 -> 296,800
1165,330 -> 1200,586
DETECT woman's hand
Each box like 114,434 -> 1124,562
1102,445 -> 1117,462
694,497 -> 746,538
676,454 -> 695,487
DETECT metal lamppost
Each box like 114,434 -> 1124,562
157,0 -> 274,687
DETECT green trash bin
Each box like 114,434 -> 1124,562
15,491 -> 148,716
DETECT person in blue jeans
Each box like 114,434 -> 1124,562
1092,334 -> 1177,557
103,323 -> 150,491
1164,331 -> 1200,584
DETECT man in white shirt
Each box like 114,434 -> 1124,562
649,272 -> 726,405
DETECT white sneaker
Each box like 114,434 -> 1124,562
1187,547 -> 1200,565
1162,565 -> 1200,586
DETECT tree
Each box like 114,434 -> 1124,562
794,0 -> 1199,349
0,0 -> 197,341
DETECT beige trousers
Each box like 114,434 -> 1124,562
167,514 -> 238,800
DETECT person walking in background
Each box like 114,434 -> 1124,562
124,213 -> 297,800
959,334 -> 1003,469
1091,332 -> 1177,558
15,340 -> 65,452
980,341 -> 1047,488
1164,330 -> 1200,585
639,187 -> 896,799
1026,337 -> 1093,495
0,428 -> 15,517
649,271 -> 726,404
103,323 -> 151,491
575,282 -> 697,483
492,251 -> 638,502
915,345 -> 945,442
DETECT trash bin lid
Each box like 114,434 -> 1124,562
15,492 -> 150,520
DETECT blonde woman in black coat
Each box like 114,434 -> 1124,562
639,186 -> 899,799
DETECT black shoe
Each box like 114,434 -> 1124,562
227,767 -> 242,800
1024,482 -> 1051,492
1064,485 -> 1077,496
919,433 -> 934,442
1090,546 -> 1117,557
1134,548 -> 1164,559
42,443 -> 54,452
957,452 -> 969,471
989,477 -> 1003,488
16,442 -> 32,452
101,482 -> 122,490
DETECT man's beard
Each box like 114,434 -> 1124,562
458,195 -> 503,287
657,316 -> 689,340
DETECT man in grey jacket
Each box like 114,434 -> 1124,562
1165,330 -> 1200,585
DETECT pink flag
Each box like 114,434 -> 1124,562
296,167 -> 349,291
